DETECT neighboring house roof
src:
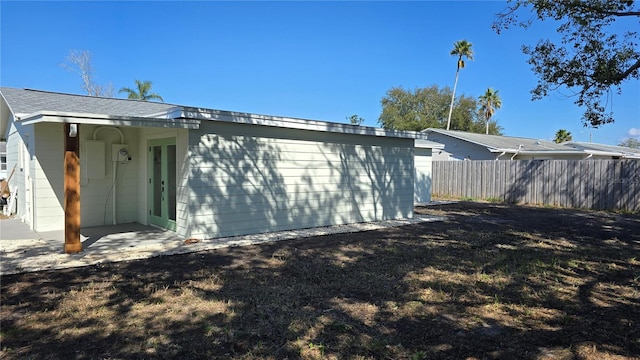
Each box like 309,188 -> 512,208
423,128 -> 640,159
564,141 -> 640,159
1,87 -> 434,142
423,128 -> 585,157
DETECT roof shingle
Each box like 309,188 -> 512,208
0,87 -> 176,118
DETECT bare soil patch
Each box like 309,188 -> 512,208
1,202 -> 639,359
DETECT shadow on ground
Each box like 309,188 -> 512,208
1,202 -> 639,359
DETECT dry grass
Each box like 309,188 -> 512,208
1,202 -> 639,359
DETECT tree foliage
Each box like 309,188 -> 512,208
618,137 -> 640,148
346,114 -> 364,126
553,129 -> 573,143
478,88 -> 502,134
378,85 -> 502,134
447,40 -> 474,130
119,80 -> 164,102
61,49 -> 114,97
493,0 -> 640,127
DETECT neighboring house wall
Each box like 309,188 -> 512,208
414,147 -> 432,204
185,121 -> 415,239
427,134 -> 496,161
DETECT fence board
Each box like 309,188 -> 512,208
431,159 -> 640,212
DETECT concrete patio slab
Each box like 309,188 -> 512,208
1,213 -> 446,276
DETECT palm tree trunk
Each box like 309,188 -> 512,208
486,118 -> 489,134
446,69 -> 460,130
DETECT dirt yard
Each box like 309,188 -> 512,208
1,202 -> 639,359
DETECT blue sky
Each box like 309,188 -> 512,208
1,1 -> 638,145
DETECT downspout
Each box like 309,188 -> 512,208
510,145 -> 523,160
584,153 -> 593,160
495,151 -> 506,160
92,127 -> 125,225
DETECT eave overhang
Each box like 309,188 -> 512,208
157,107 -> 428,140
18,111 -> 201,129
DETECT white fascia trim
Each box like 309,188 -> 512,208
18,111 -> 201,129
515,150 -> 588,155
584,150 -> 640,159
169,107 -> 429,140
488,148 -> 516,153
415,139 -> 445,149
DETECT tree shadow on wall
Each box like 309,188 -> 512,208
185,123 -> 414,239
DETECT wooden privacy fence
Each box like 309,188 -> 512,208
432,159 -> 640,212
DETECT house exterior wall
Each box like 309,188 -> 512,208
6,121 -> 159,232
32,123 -> 64,231
184,121 -> 415,239
4,120 -> 29,224
414,147 -> 433,204
77,125 -> 143,227
28,124 -> 150,231
137,127 -> 189,233
0,141 -> 6,180
427,134 -> 497,161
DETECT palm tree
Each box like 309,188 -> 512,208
478,88 -> 502,134
554,129 -> 573,143
446,40 -> 474,130
119,80 -> 164,102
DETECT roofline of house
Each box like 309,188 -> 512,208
2,87 -> 442,144
18,111 -> 201,129
164,107 -> 430,140
14,108 -> 440,144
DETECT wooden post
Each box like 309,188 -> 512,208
64,123 -> 82,254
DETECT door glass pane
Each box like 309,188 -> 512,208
153,145 -> 162,217
167,144 -> 177,221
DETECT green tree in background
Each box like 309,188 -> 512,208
379,85 -> 453,131
346,114 -> 364,126
554,129 -> 573,143
446,40 -> 474,130
119,80 -> 164,102
378,85 -> 502,134
493,0 -> 640,127
618,138 -> 640,148
478,88 -> 502,135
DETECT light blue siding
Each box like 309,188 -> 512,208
185,121 -> 415,239
414,147 -> 433,204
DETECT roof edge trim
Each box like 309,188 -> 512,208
174,107 -> 429,140
19,111 -> 201,129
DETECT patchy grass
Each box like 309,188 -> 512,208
1,202 -> 639,359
